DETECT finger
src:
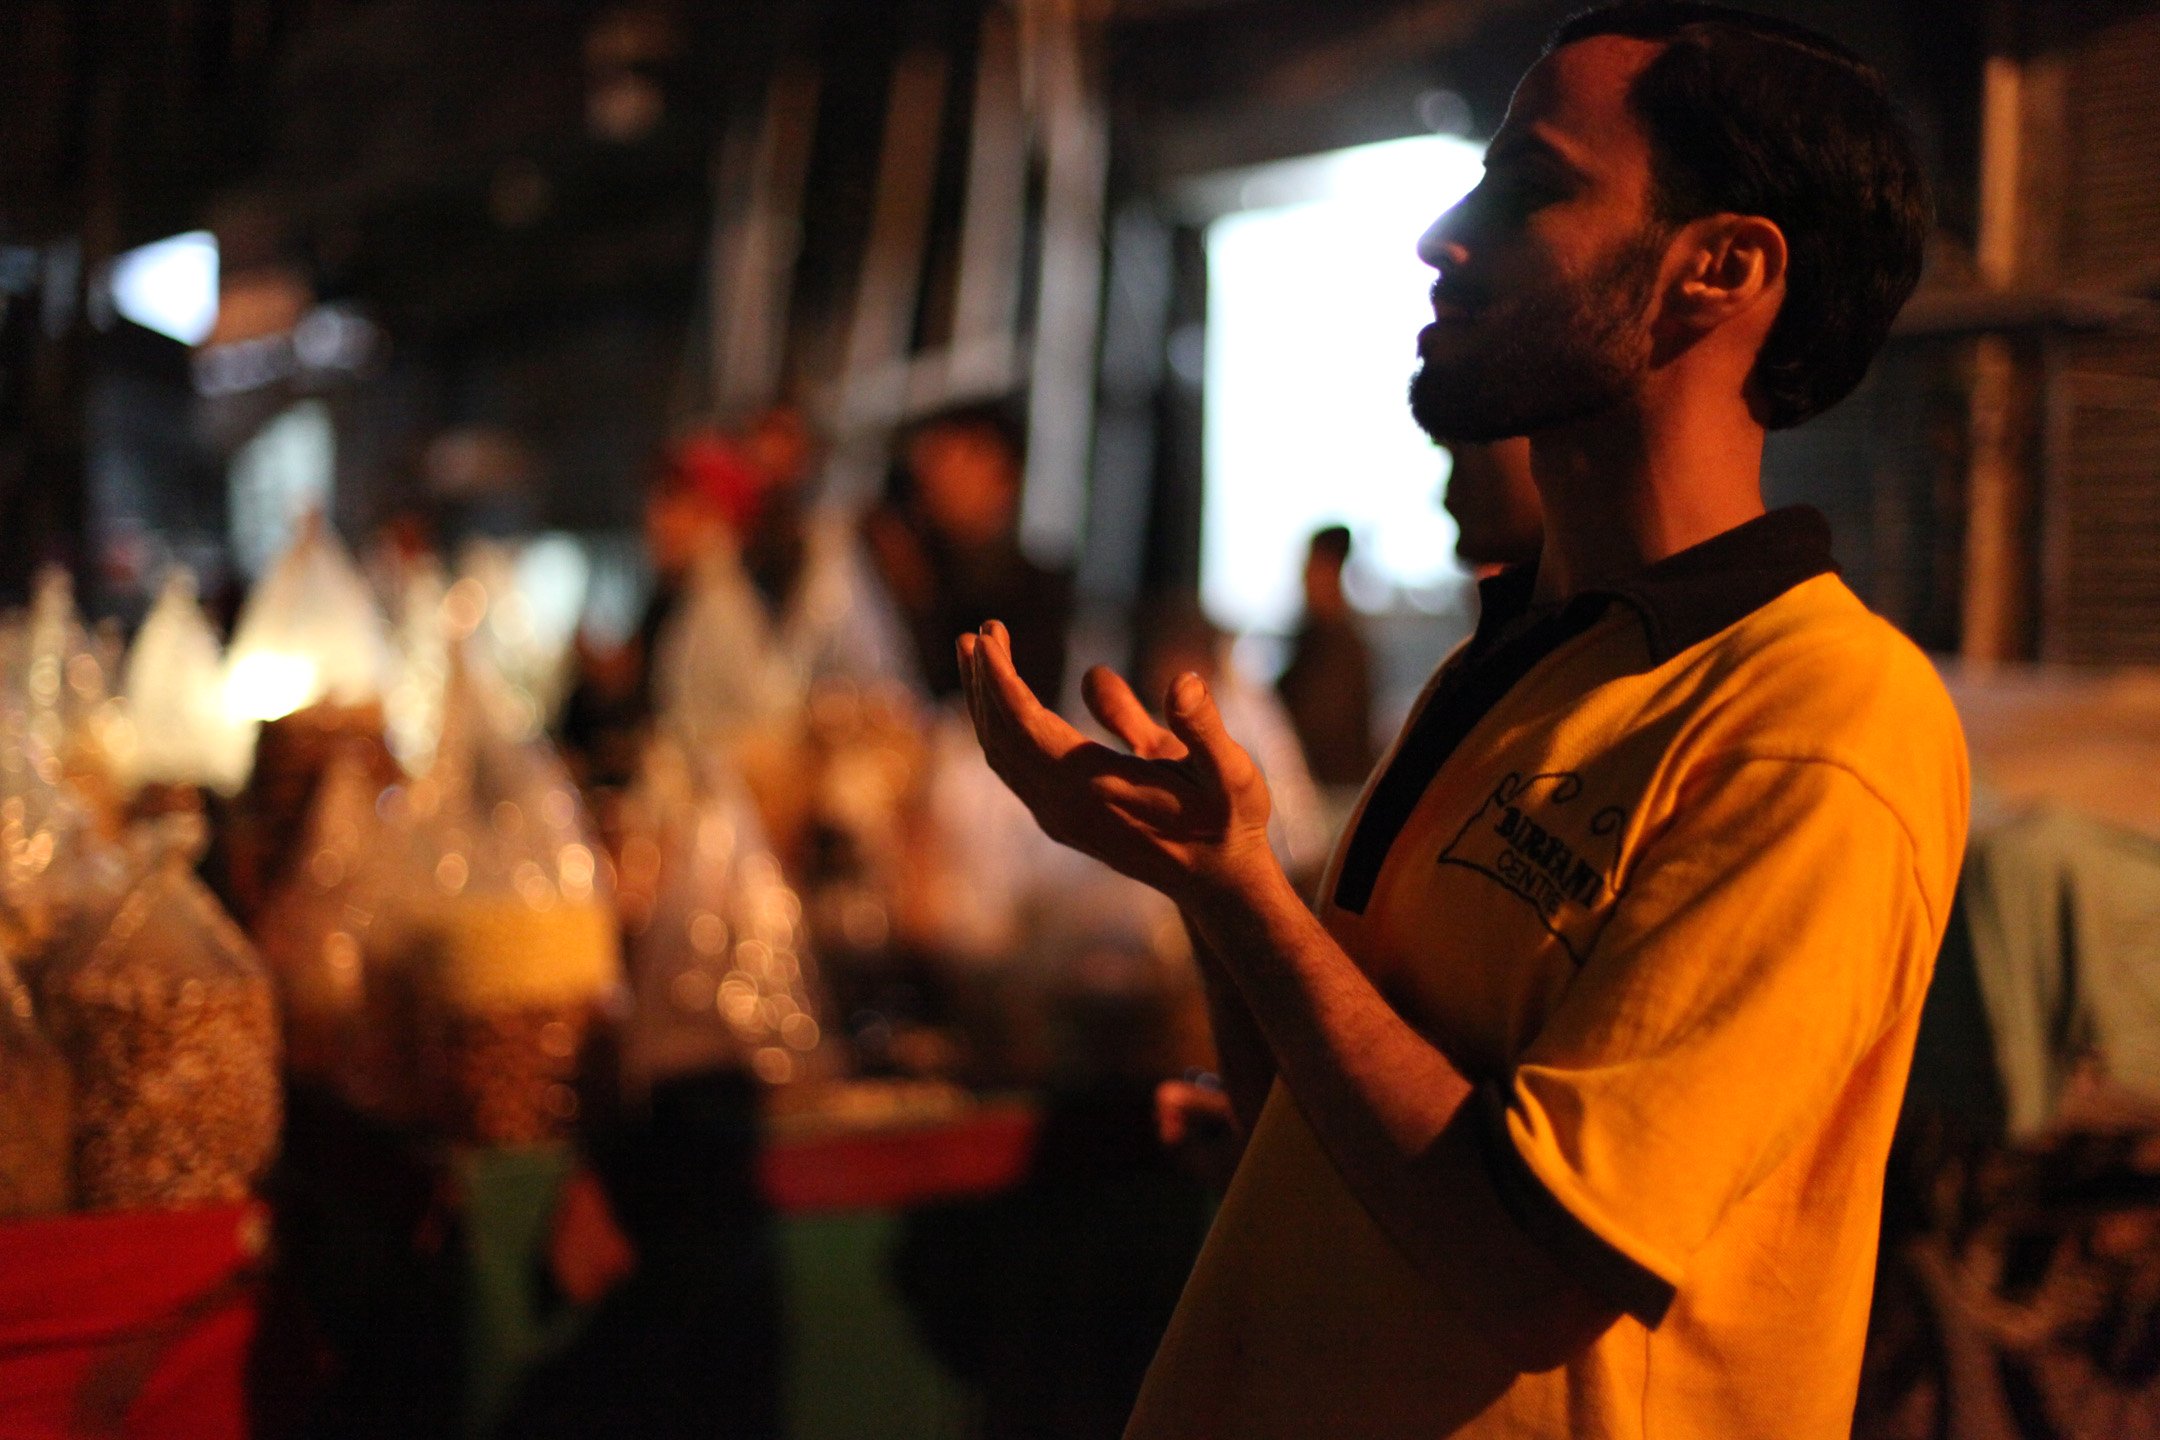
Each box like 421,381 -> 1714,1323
955,633 -> 986,741
1162,672 -> 1257,793
975,621 -> 1084,758
964,635 -> 1005,763
1083,665 -> 1185,760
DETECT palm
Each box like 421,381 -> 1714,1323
956,623 -> 1273,901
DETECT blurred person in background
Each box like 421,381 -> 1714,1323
867,400 -> 1073,708
562,406 -> 916,776
1441,437 -> 1543,576
1275,526 -> 1377,795
556,439 -> 756,783
732,401 -> 919,694
1136,596 -> 1330,890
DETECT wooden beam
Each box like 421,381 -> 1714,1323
827,46 -> 951,502
945,3 -> 1029,400
1020,0 -> 1109,567
715,63 -> 822,416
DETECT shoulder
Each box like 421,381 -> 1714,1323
1703,576 -> 1961,750
1674,576 -> 1970,905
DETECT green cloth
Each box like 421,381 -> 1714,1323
782,1212 -> 976,1440
453,1143 -> 584,1438
1963,809 -> 2160,1135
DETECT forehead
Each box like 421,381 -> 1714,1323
1492,34 -> 1662,178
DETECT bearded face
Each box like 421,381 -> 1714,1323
1408,222 -> 1667,444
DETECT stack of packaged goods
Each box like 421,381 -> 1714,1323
0,950 -> 72,1218
395,650 -> 623,1146
246,748 -> 405,1097
39,833 -> 281,1210
619,736 -> 831,1095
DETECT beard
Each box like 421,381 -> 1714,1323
1408,225 -> 1665,444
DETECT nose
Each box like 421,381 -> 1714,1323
1417,209 -> 1468,271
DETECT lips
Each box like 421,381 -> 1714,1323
1429,290 -> 1480,322
1418,309 -> 1477,356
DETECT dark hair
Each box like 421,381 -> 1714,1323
904,398 -> 1028,463
1308,525 -> 1353,565
1549,2 -> 1931,428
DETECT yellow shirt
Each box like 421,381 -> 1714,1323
1128,509 -> 1969,1440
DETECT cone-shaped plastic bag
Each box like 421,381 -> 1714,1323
649,546 -> 798,754
120,571 -> 255,795
391,643 -> 622,1144
223,515 -> 390,728
0,691 -> 129,977
619,736 -> 833,1093
382,559 -> 450,777
251,748 -> 402,1088
0,949 -> 72,1216
42,839 -> 281,1210
2,568 -> 129,836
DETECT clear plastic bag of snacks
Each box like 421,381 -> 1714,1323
0,691 -> 136,983
119,570 -> 254,796
0,568 -> 130,839
618,738 -> 832,1093
394,651 -> 622,1145
41,829 -> 281,1210
0,949 -> 72,1217
250,748 -> 403,1089
223,514 -> 390,728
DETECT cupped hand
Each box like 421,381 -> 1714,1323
955,620 -> 1275,904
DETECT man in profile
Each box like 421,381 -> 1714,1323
958,3 -> 1967,1435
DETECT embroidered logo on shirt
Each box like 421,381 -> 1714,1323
1437,771 -> 1627,963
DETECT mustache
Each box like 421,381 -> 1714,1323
1429,276 -> 1487,311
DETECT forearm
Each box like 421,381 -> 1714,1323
1182,913 -> 1275,1137
1186,863 -> 1473,1194
1182,861 -> 1617,1367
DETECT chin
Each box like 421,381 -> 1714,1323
1408,369 -> 1526,445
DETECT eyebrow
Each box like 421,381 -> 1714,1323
1483,128 -> 1592,179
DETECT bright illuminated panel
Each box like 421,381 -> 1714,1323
1202,135 -> 1485,634
109,231 -> 219,346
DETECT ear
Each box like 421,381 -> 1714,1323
1661,213 -> 1787,336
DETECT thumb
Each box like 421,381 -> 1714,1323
1163,672 -> 1255,793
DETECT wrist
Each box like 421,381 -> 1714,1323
1181,844 -> 1302,949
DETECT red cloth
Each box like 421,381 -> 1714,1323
760,1104 -> 1039,1214
667,434 -> 766,533
0,1203 -> 266,1439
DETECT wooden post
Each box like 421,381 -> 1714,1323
1961,52 -> 2031,666
826,47 -> 950,503
715,64 -> 822,417
1020,0 -> 1108,569
945,4 -> 1028,400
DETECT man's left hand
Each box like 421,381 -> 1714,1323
955,620 -> 1276,906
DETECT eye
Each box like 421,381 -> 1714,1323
1484,167 -> 1565,216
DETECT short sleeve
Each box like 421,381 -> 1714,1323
1481,756 -> 1941,1325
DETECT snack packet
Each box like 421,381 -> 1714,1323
42,832 -> 281,1209
0,949 -> 72,1216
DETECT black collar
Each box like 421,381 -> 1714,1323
1471,506 -> 1839,664
1332,508 -> 1837,917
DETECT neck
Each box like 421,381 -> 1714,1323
1525,387 -> 1767,602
